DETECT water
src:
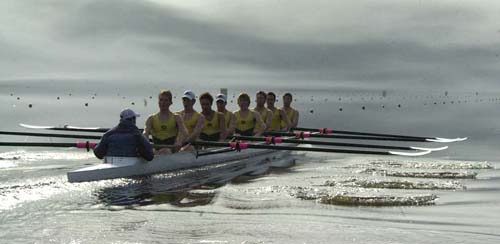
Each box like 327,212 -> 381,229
1,80 -> 499,243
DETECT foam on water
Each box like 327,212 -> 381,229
325,178 -> 465,190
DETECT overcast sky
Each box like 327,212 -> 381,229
1,0 -> 500,90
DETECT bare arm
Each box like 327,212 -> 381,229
265,110 -> 273,133
280,109 -> 292,131
188,114 -> 204,142
227,112 -> 236,135
253,111 -> 265,136
175,114 -> 188,145
143,115 -> 154,140
218,112 -> 227,141
291,110 -> 299,128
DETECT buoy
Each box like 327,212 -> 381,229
84,103 -> 88,107
28,104 -> 32,108
339,107 -> 343,111
362,106 -> 365,110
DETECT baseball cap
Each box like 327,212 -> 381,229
120,108 -> 140,120
215,93 -> 227,103
182,90 -> 196,101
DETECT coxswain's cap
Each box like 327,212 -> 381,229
120,108 -> 140,120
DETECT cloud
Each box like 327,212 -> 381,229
1,0 -> 500,90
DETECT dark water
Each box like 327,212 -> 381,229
1,80 -> 499,243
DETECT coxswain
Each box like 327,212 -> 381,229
199,92 -> 227,141
94,108 -> 154,161
144,90 -> 188,154
234,93 -> 265,136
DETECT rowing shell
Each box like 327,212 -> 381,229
67,144 -> 295,183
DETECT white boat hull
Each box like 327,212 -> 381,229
67,146 -> 293,183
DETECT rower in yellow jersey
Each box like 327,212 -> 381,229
215,93 -> 236,136
266,92 -> 291,131
144,90 -> 188,154
199,92 -> 227,141
234,93 -> 265,136
253,91 -> 273,133
281,93 -> 299,129
178,90 -> 205,143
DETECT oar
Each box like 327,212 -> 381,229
0,141 -> 98,151
233,136 -> 448,152
192,141 -> 431,157
293,127 -> 467,142
0,131 -> 102,139
20,123 -> 109,133
266,131 -> 440,142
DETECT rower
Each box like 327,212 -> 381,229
94,108 -> 154,161
215,93 -> 236,136
178,90 -> 205,142
199,92 -> 227,141
266,92 -> 291,131
281,93 -> 299,129
253,91 -> 273,133
144,90 -> 188,154
234,93 -> 265,136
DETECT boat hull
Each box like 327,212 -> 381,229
67,146 -> 293,183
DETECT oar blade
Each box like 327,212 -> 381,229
410,146 -> 448,152
426,137 -> 466,143
389,150 -> 431,157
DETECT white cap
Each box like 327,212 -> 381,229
120,108 -> 140,120
215,93 -> 227,103
182,90 -> 196,101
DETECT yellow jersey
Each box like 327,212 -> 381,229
151,113 -> 177,140
254,108 -> 270,131
202,111 -> 221,136
268,107 -> 281,131
180,111 -> 201,134
235,110 -> 255,132
280,107 -> 297,128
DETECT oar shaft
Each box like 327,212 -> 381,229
267,132 -> 428,142
0,142 -> 79,147
233,136 -> 414,150
192,141 -> 391,155
293,127 -> 434,140
0,131 -> 102,139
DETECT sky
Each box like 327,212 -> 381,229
1,0 -> 500,90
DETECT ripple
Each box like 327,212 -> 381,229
327,178 -> 465,190
360,168 -> 477,179
368,159 -> 493,170
292,187 -> 437,206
